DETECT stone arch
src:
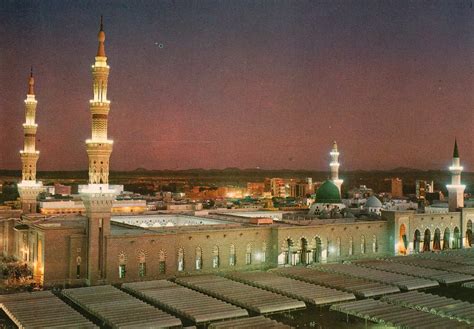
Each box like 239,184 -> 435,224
423,229 -> 431,252
467,220 -> 473,247
313,236 -> 323,263
443,228 -> 450,250
453,227 -> 461,249
300,237 -> 310,265
413,229 -> 421,253
118,251 -> 127,265
399,224 -> 407,255
433,228 -> 441,251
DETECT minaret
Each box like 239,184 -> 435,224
330,141 -> 343,194
80,17 -> 116,285
17,68 -> 44,213
447,139 -> 466,212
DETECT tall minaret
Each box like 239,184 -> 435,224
80,17 -> 116,285
330,141 -> 343,194
447,139 -> 466,212
17,68 -> 44,213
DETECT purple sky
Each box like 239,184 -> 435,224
1,1 -> 473,171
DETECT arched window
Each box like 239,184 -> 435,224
195,247 -> 202,270
229,244 -> 236,266
413,230 -> 421,253
261,242 -> 267,263
314,237 -> 322,262
327,238 -> 331,258
118,252 -> 127,279
372,235 -> 378,253
443,228 -> 450,250
336,237 -> 341,257
467,220 -> 473,247
433,228 -> 441,251
138,251 -> 146,277
360,235 -> 366,254
286,239 -> 294,265
158,250 -> 166,274
177,248 -> 184,272
348,236 -> 353,256
453,227 -> 461,249
300,238 -> 309,265
76,256 -> 81,279
399,224 -> 407,254
212,245 -> 219,268
423,229 -> 431,252
246,243 -> 252,265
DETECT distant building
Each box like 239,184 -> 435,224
416,180 -> 434,200
390,178 -> 403,198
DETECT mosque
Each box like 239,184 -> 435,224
1,19 -> 473,287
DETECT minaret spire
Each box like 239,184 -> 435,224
330,141 -> 343,194
80,16 -> 116,285
447,139 -> 466,212
18,68 -> 44,213
97,15 -> 106,57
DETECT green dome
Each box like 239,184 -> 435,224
316,180 -> 341,203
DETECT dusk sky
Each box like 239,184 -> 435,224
1,1 -> 473,171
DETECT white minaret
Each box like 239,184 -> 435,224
330,141 -> 343,194
80,17 -> 117,285
447,139 -> 465,212
17,68 -> 44,213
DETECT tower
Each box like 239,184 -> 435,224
80,17 -> 117,285
17,68 -> 44,213
330,141 -> 343,194
447,139 -> 466,212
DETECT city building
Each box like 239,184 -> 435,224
4,19 -> 472,289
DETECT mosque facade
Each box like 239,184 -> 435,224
1,20 -> 472,288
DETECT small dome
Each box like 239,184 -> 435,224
365,195 -> 382,208
315,180 -> 341,203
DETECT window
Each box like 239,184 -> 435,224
212,246 -> 219,268
119,264 -> 126,278
372,235 -> 378,253
159,250 -> 166,274
361,235 -> 366,254
229,244 -> 236,266
76,256 -> 81,279
177,248 -> 184,272
245,243 -> 252,265
261,242 -> 267,263
195,247 -> 202,270
138,252 -> 146,277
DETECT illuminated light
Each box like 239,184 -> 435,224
449,166 -> 463,171
330,151 -> 339,156
254,252 -> 262,261
446,184 -> 466,189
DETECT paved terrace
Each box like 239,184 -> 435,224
175,275 -> 306,314
273,267 -> 400,298
354,259 -> 474,284
0,291 -> 96,329
208,315 -> 290,328
225,271 -> 355,306
330,299 -> 470,329
62,285 -> 182,328
317,263 -> 439,291
381,291 -> 474,324
122,280 -> 248,324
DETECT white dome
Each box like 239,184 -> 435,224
365,196 -> 382,208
